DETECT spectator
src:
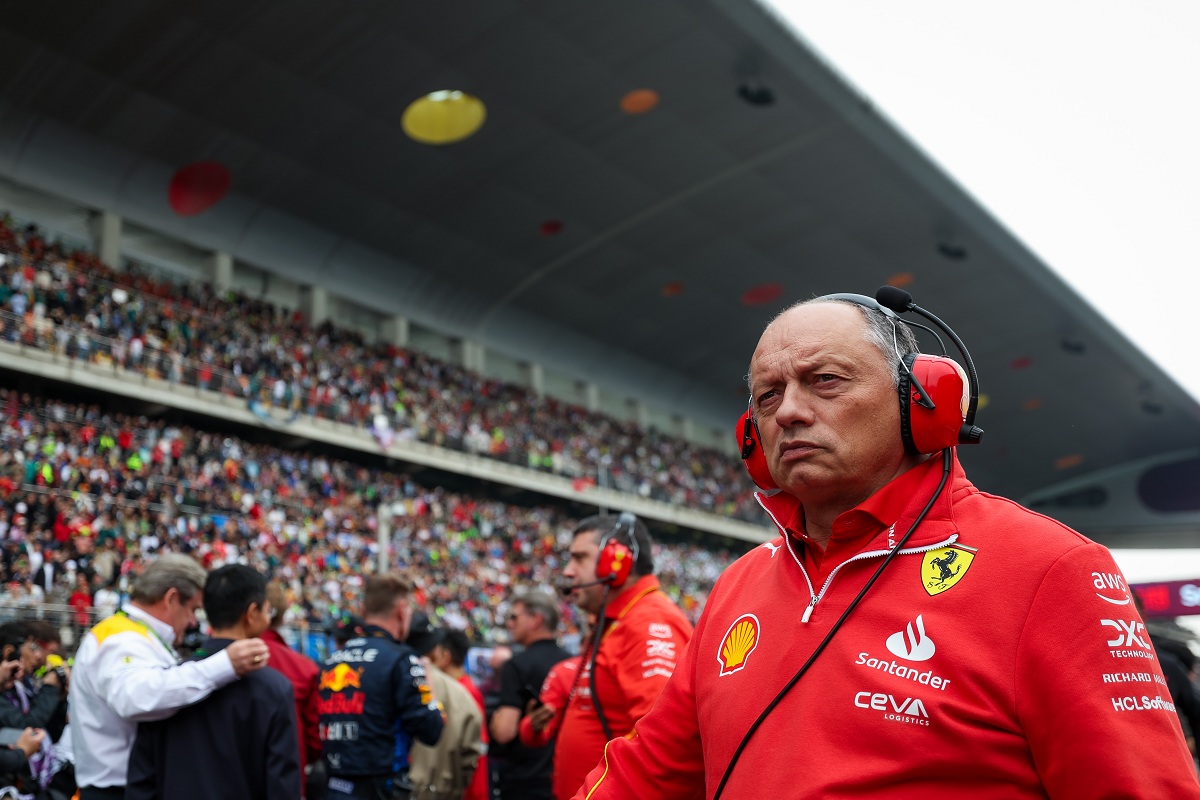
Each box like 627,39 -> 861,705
1153,635 -> 1200,757
30,552 -> 60,600
0,390 -> 747,645
126,564 -> 301,800
406,613 -> 485,800
0,724 -> 44,797
261,581 -> 322,795
318,572 -> 444,799
0,622 -> 65,797
0,220 -> 764,523
92,577 -> 120,621
429,630 -> 490,800
70,554 -> 270,800
69,573 -> 93,638
0,621 -> 66,741
490,590 -> 569,800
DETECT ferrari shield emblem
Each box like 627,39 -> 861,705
921,545 -> 976,596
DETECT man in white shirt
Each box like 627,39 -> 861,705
70,553 -> 272,800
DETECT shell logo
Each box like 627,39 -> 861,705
717,613 -> 761,677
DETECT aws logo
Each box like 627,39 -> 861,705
1093,572 -> 1131,606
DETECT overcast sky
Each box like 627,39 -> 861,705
766,2 -> 1200,593
768,0 -> 1200,404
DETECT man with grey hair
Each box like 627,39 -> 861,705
491,589 -> 569,800
70,553 -> 271,800
573,296 -> 1200,798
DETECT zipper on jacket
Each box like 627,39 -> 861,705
756,493 -> 960,623
803,535 -> 959,622
756,495 -> 820,621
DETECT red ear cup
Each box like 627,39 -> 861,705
595,538 -> 634,589
902,354 -> 970,454
736,410 -> 779,491
738,353 -> 969,479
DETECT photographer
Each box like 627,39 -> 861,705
0,726 -> 44,777
0,650 -> 53,797
0,623 -> 66,739
0,726 -> 45,797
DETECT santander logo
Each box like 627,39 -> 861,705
886,615 -> 936,662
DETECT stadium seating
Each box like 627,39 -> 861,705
0,390 -> 747,649
0,215 -> 763,523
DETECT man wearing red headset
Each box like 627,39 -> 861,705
573,292 -> 1200,799
557,513 -> 693,800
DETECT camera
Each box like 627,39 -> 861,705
0,633 -> 27,664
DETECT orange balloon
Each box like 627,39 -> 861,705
621,89 -> 660,115
1055,454 -> 1084,470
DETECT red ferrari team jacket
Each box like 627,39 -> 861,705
575,454 -> 1200,799
560,575 -> 693,800
520,656 -> 582,799
519,656 -> 581,749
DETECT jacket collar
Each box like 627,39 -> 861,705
198,637 -> 234,656
361,623 -> 397,642
123,602 -> 178,650
603,574 -> 662,622
260,628 -> 286,646
757,451 -> 966,552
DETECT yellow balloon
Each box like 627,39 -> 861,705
402,90 -> 487,145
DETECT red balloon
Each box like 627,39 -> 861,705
168,162 -> 231,216
741,283 -> 783,306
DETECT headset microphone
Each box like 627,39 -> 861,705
874,284 -> 915,314
873,286 -> 984,446
559,576 -> 614,596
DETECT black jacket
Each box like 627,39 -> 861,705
0,746 -> 30,793
318,625 -> 444,777
0,681 -> 66,742
126,637 -> 301,800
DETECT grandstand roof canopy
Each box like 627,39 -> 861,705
1,0 -> 1197,544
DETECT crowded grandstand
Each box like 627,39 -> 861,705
0,2 -> 1196,798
